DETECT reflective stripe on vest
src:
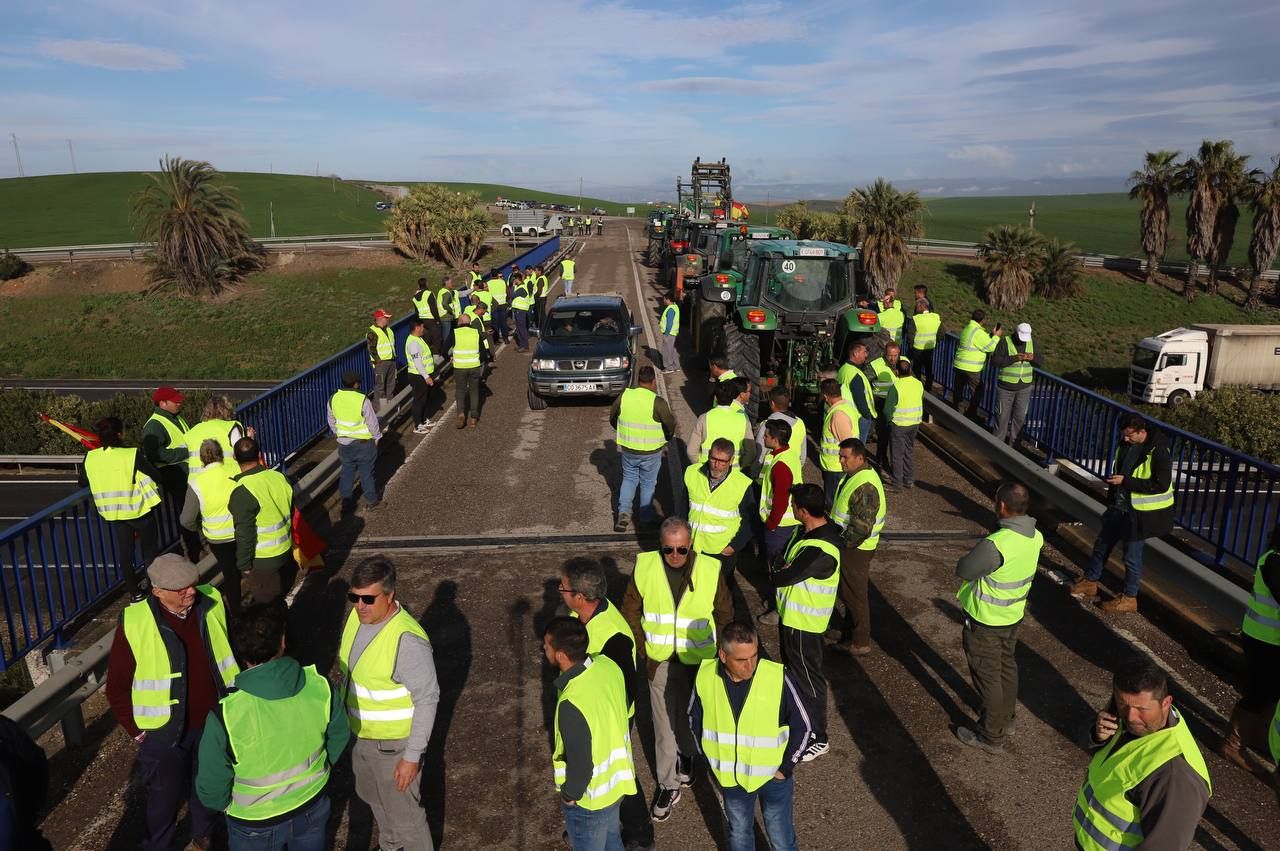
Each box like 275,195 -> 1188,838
452,325 -> 482,368
820,400 -> 857,472
85,447 -> 161,521
953,321 -> 993,372
831,467 -> 885,550
1116,446 -> 1174,512
684,466 -> 752,557
616,387 -> 667,451
869,357 -> 896,399
412,290 -> 435,319
716,370 -> 738,382
759,451 -> 801,527
958,526 -> 1043,626
695,658 -> 789,793
488,278 -> 507,305
1242,550 -> 1280,645
224,665 -> 331,820
661,304 -> 680,336
184,419 -> 242,473
1073,709 -> 1211,851
776,531 -> 842,633
838,362 -> 877,415
338,605 -> 430,739
511,284 -> 533,311
576,604 -> 637,667
552,657 -> 638,810
998,337 -> 1034,385
911,312 -> 941,350
330,389 -> 373,440
878,306 -> 904,343
190,464 -> 237,543
890,375 -> 925,427
368,325 -> 395,361
235,470 -> 293,559
699,404 -> 749,468
436,288 -> 455,319
121,587 -> 238,730
1270,700 -> 1280,764
634,551 -> 719,664
405,335 -> 435,377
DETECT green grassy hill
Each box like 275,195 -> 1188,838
0,172 -> 391,247
381,181 -> 641,217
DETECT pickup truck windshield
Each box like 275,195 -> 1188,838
545,309 -> 626,339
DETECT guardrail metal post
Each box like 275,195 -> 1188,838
46,650 -> 87,747
1216,459 -> 1239,568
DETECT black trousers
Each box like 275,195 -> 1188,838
454,367 -> 483,420
952,369 -> 985,419
406,373 -> 435,425
109,514 -> 158,597
422,318 -> 443,354
137,727 -> 218,850
208,540 -> 240,615
156,464 -> 201,561
780,625 -> 827,741
913,349 -> 935,391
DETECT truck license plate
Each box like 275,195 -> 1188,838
562,382 -> 598,393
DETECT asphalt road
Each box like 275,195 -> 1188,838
33,221 -> 1279,850
0,474 -> 82,531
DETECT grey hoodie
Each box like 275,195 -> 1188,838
956,514 -> 1039,582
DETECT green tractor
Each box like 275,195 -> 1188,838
685,223 -> 795,295
693,239 -> 881,417
644,208 -> 677,267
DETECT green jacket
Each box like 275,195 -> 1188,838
196,656 -> 350,815
142,408 -> 189,467
228,465 -> 296,572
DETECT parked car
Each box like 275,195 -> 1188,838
591,207 -> 607,215
374,201 -> 393,211
527,294 -> 641,409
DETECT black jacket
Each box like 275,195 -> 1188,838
1110,431 -> 1174,540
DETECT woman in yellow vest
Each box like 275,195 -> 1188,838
183,395 -> 247,474
181,439 -> 243,613
80,416 -> 162,601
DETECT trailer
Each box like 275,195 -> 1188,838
1129,323 -> 1280,405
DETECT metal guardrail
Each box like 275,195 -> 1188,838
922,332 -> 1280,568
0,236 -> 562,672
10,233 -> 390,262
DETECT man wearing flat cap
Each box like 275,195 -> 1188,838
106,554 -> 239,851
145,385 -> 201,561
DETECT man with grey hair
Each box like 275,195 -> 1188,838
622,518 -> 733,823
338,556 -> 440,851
559,557 -> 655,851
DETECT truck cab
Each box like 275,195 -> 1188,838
1129,327 -> 1209,406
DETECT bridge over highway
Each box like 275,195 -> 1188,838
5,224 -> 1277,849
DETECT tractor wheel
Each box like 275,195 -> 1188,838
722,321 -> 764,424
695,299 -> 726,358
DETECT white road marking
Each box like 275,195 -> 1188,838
623,225 -> 687,516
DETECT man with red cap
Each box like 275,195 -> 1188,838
144,385 -> 200,560
367,309 -> 398,409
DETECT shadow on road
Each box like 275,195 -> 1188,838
420,580 -> 472,850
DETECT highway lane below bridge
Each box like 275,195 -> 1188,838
34,221 -> 1279,850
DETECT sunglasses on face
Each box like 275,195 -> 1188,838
661,546 -> 690,556
347,592 -> 382,605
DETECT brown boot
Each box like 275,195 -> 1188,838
1218,704 -> 1256,773
1070,578 -> 1098,599
456,415 -> 467,429
469,417 -> 479,428
1100,594 -> 1138,613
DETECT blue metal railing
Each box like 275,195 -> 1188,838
0,236 -> 563,671
924,331 -> 1280,569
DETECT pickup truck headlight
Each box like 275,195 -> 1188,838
603,356 -> 629,369
532,359 -> 557,370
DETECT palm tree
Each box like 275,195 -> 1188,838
1206,153 -> 1255,296
1179,140 -> 1248,300
1245,158 -> 1280,309
1128,150 -> 1179,285
978,225 -> 1043,311
131,157 -> 263,296
1035,238 -> 1082,300
385,184 -> 489,266
844,178 -> 925,299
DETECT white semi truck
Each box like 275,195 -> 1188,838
1128,324 -> 1280,406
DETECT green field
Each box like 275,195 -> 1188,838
0,172 -> 392,248
910,257 -> 1280,389
386,181 -> 642,218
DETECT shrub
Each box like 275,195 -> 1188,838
0,389 -> 215,456
1161,386 -> 1280,466
0,250 -> 31,281
1035,239 -> 1082,300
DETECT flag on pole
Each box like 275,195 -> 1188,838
292,508 -> 327,571
38,413 -> 100,449
730,200 -> 750,221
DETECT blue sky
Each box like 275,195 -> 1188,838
2,0 -> 1278,196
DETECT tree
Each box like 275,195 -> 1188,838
1179,139 -> 1249,300
1035,238 -> 1082,300
1128,150 -> 1179,285
1206,152 -> 1254,296
131,157 -> 264,296
385,184 -> 489,266
1244,157 -> 1280,309
978,225 -> 1042,311
844,178 -> 924,299
774,202 -> 852,242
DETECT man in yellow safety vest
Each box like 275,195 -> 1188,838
951,309 -> 1003,419
829,438 -> 885,656
906,297 -> 941,390
610,366 -> 677,531
990,321 -> 1041,446
886,358 -> 925,490
954,482 -> 1042,752
339,556 -> 440,851
328,371 -> 384,512
367,308 -> 398,408
229,437 -> 298,606
1074,657 -> 1210,850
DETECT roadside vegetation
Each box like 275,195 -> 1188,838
384,184 -> 489,266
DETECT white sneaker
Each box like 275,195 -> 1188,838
414,423 -> 433,434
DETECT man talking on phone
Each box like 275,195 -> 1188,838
951,310 -> 1003,419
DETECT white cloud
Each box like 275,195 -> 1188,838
37,38 -> 183,71
947,145 -> 1015,168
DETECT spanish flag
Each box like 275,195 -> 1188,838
39,413 -> 100,449
292,508 -> 327,571
730,200 -> 750,221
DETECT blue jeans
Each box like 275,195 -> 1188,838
1084,507 -> 1146,597
492,304 -> 510,342
514,309 -> 530,349
564,277 -> 575,295
618,451 -> 662,522
228,795 -> 329,851
338,439 -> 379,504
822,470 -> 843,510
562,800 -> 623,851
857,415 -> 873,445
722,776 -> 798,851
440,319 -> 453,354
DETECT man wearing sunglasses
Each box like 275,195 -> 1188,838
622,518 -> 733,823
337,557 -> 440,851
